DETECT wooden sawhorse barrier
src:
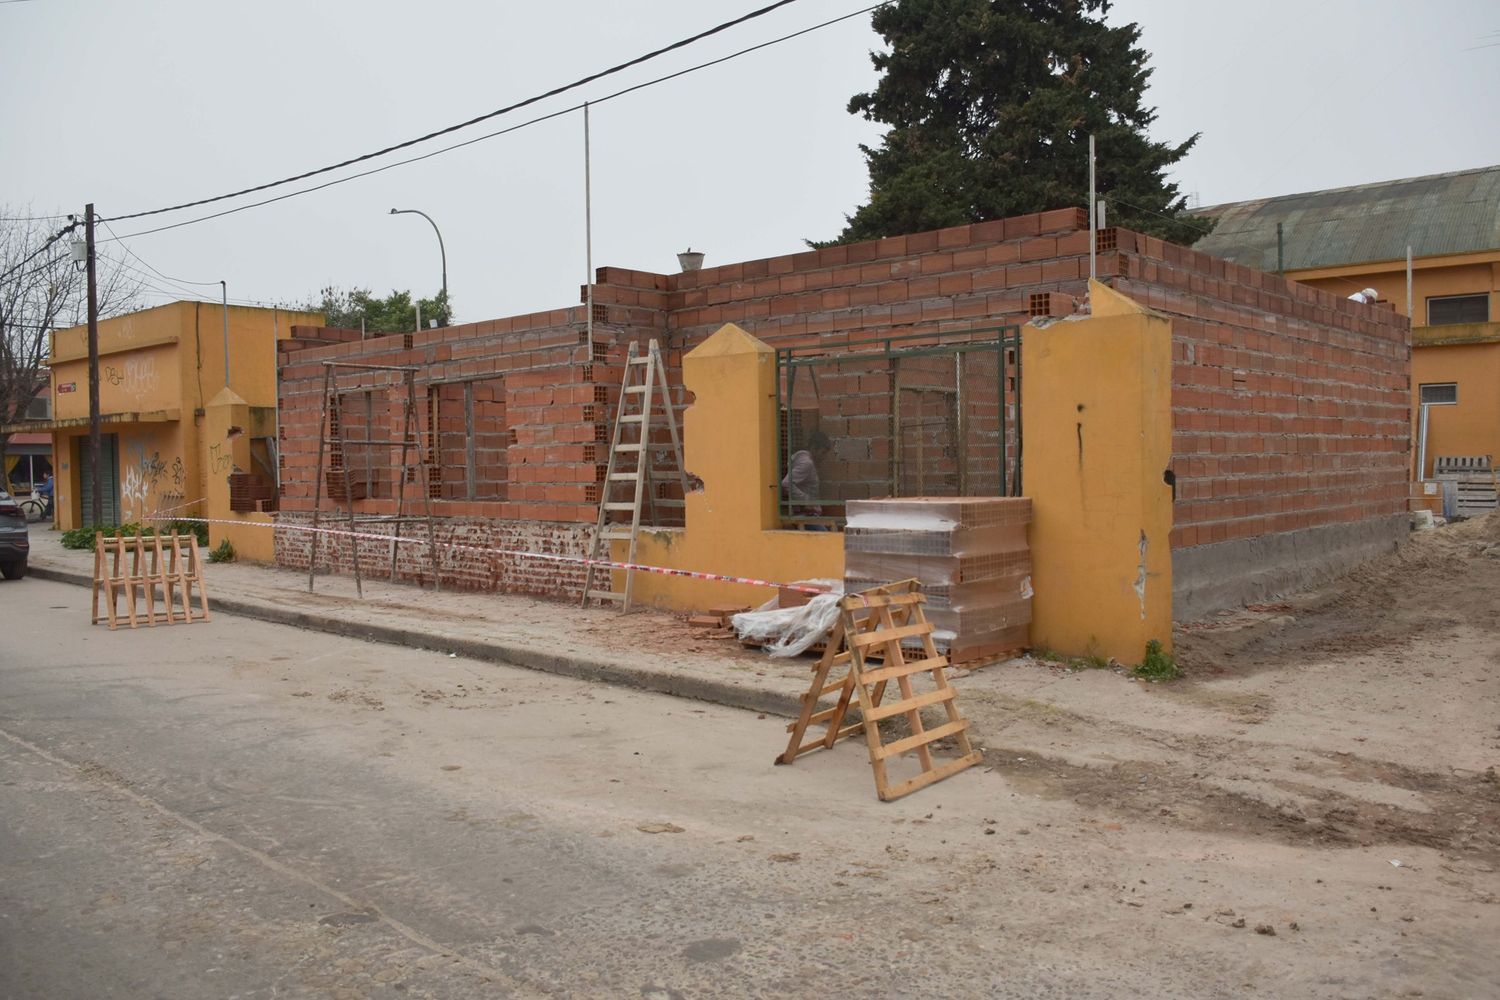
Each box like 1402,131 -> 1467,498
91,532 -> 211,630
777,580 -> 982,801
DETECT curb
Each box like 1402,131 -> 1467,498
27,564 -> 803,719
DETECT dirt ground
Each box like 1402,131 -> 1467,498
679,514 -> 1500,995
955,514 -> 1500,864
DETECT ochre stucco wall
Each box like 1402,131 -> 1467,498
1022,281 -> 1175,662
203,387 -> 276,562
48,302 -> 321,532
620,325 -> 842,611
1412,340 -> 1500,475
1293,252 -> 1499,322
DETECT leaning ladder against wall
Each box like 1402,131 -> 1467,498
307,362 -> 443,597
580,339 -> 689,612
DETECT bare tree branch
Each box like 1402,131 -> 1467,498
1,207 -> 143,489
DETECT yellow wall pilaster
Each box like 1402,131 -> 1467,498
1022,281 -> 1175,662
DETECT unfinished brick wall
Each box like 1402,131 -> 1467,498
1111,238 -> 1410,552
275,208 -> 1409,610
584,212 -> 1407,551
277,314 -> 619,526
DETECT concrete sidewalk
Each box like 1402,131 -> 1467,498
24,529 -> 815,718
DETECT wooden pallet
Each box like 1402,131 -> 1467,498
776,580 -> 982,801
1433,455 -> 1499,517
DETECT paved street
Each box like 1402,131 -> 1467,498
3,577 -> 1496,999
0,578 -> 1074,999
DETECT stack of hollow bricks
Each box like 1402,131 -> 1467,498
274,206 -> 1409,597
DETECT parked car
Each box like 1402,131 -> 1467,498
0,489 -> 29,579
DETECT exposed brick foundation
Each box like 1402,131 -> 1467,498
275,513 -> 594,598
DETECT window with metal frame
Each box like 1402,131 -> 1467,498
1426,294 -> 1489,326
1419,382 -> 1458,405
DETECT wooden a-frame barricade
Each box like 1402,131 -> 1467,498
777,580 -> 982,801
91,532 -> 211,630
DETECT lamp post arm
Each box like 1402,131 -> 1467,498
395,209 -> 446,323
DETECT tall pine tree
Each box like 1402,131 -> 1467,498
822,0 -> 1202,246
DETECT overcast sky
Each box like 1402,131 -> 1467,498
3,0 -> 1497,324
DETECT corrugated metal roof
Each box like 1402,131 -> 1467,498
1191,165 -> 1500,271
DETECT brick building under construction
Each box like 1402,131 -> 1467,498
271,207 -> 1410,622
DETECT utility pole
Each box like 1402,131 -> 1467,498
85,204 -> 102,526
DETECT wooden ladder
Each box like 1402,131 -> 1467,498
777,580 -> 982,801
581,339 -> 688,612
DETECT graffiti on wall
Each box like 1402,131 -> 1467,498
104,357 -> 161,403
121,439 -> 179,521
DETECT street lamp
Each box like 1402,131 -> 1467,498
388,208 -> 448,326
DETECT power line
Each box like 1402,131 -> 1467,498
102,0 -> 804,225
102,1 -> 889,243
97,253 -> 292,310
98,218 -> 221,286
0,220 -> 80,283
96,253 -> 212,302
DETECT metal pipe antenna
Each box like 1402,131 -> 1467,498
1088,135 -> 1097,281
221,281 -> 231,389
584,101 -> 595,354
1406,245 -> 1414,321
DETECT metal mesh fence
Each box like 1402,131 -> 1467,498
775,328 -> 1021,527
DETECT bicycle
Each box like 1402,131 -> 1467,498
17,497 -> 48,522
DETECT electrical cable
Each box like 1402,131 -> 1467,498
101,1 -> 889,243
99,219 -> 222,286
102,0 -> 804,224
96,253 -> 212,302
97,253 -> 280,308
0,221 -> 80,283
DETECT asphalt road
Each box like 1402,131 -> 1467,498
0,576 -> 1393,999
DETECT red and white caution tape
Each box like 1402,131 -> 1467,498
145,496 -> 208,519
145,513 -> 827,594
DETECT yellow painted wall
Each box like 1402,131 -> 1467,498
48,301 -> 321,534
1292,251 -> 1499,323
52,420 -> 188,530
621,325 -> 843,611
1022,281 -> 1175,662
179,303 -> 322,410
203,387 -> 275,561
1290,252 -> 1500,484
1412,341 -> 1500,474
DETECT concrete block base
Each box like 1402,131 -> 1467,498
1172,514 -> 1407,621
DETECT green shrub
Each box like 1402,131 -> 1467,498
58,520 -> 207,552
1131,639 -> 1182,682
60,526 -> 99,550
166,519 -> 209,546
206,538 -> 235,563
